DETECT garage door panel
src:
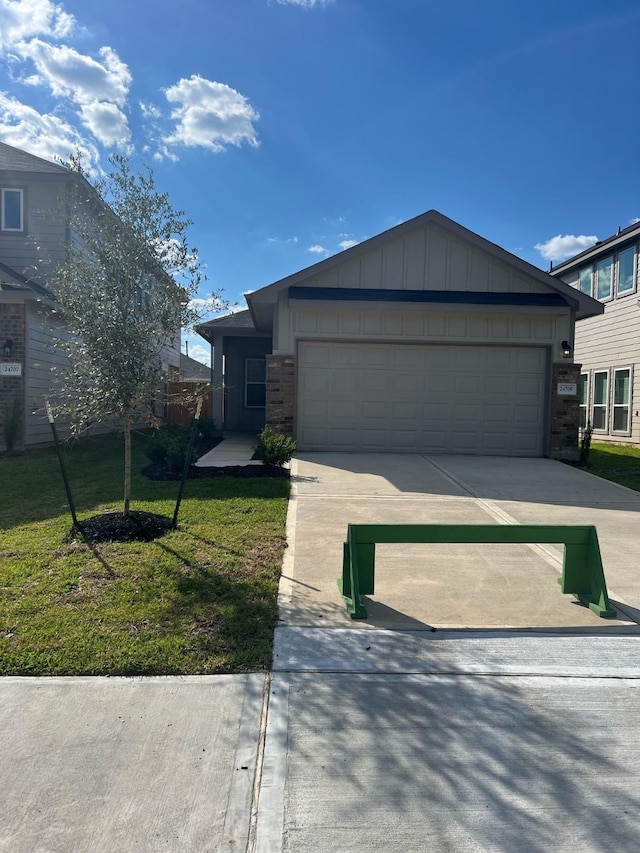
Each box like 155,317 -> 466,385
297,342 -> 547,456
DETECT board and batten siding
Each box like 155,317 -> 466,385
290,306 -> 569,347
296,225 -> 552,295
574,293 -> 640,445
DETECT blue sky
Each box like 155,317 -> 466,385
1,0 -> 639,364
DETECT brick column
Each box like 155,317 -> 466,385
549,362 -> 581,461
265,354 -> 295,437
0,302 -> 26,452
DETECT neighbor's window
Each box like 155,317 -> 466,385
612,368 -> 631,432
1,188 -> 23,231
592,371 -> 609,431
578,267 -> 592,295
617,246 -> 636,295
245,358 -> 266,408
580,373 -> 589,430
596,257 -> 613,300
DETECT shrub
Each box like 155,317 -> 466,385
255,426 -> 296,467
197,416 -> 216,441
3,394 -> 22,452
580,421 -> 593,466
145,425 -> 195,474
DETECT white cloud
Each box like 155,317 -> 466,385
308,244 -> 328,254
0,0 -> 75,48
163,75 -> 259,153
276,0 -> 335,7
188,294 -> 226,314
17,40 -> 131,105
629,217 -> 640,225
79,101 -> 131,149
185,342 -> 210,367
338,238 -> 358,250
534,234 -> 598,262
139,101 -> 161,119
0,92 -> 100,170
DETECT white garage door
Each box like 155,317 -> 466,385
297,341 -> 547,456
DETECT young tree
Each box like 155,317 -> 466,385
45,154 -> 213,516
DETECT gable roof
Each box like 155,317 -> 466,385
550,221 -> 640,274
0,141 -> 69,175
197,308 -> 260,343
245,209 -> 603,331
0,260 -> 53,298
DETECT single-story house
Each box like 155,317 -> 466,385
196,210 -> 602,459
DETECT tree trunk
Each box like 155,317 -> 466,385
123,420 -> 132,518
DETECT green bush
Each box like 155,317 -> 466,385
197,416 -> 216,441
3,394 -> 22,452
145,425 -> 195,473
255,426 -> 296,467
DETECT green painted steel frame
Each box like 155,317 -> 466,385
338,523 -> 616,621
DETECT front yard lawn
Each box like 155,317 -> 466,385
587,442 -> 640,492
0,432 -> 289,676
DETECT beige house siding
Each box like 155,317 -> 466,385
304,226 -> 551,295
574,295 -> 640,445
24,302 -> 71,445
290,305 -> 570,349
0,180 -> 67,279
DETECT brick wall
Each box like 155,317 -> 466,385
549,362 -> 581,461
265,354 -> 295,437
0,302 -> 26,451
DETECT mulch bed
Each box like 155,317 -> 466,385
142,463 -> 290,480
68,510 -> 173,544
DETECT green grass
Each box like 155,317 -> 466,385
584,442 -> 640,492
0,431 -> 289,676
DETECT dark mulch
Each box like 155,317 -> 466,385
69,510 -> 173,544
142,463 -> 290,480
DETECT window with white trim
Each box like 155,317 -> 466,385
245,358 -> 266,408
580,373 -> 589,430
592,371 -> 609,431
578,267 -> 592,295
612,368 -> 631,433
617,246 -> 636,295
596,257 -> 613,300
1,188 -> 23,232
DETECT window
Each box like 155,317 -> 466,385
245,358 -> 266,408
596,257 -> 613,300
617,246 -> 636,295
578,267 -> 592,295
592,371 -> 609,431
612,368 -> 631,433
580,373 -> 589,430
1,188 -> 23,231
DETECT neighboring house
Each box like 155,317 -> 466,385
0,141 -> 181,450
550,222 -> 640,445
197,210 -> 602,459
179,352 -> 211,382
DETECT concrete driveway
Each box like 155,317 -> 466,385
279,453 -> 640,629
256,453 -> 640,852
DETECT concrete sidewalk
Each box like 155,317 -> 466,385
0,676 -> 265,853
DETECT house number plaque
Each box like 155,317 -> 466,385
557,382 -> 577,395
1,363 -> 22,377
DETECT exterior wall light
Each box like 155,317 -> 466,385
3,338 -> 13,358
561,340 -> 572,359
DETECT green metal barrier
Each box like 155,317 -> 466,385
338,524 -> 616,620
